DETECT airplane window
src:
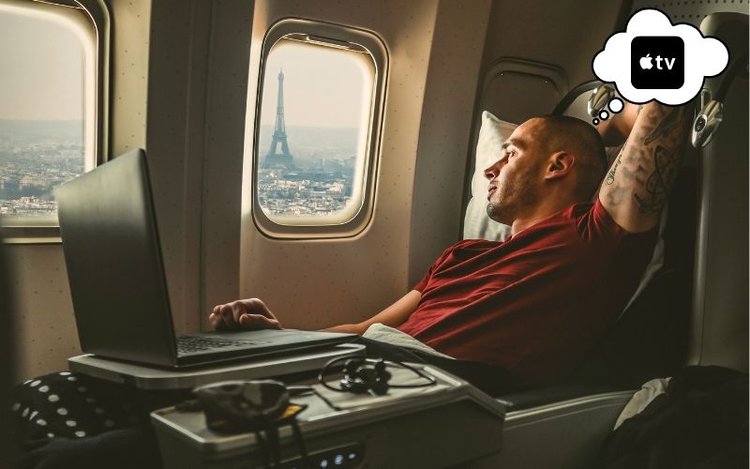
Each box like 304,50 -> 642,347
251,23 -> 386,238
0,1 -> 100,231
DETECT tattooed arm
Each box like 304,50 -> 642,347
598,102 -> 692,233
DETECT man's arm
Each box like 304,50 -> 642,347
599,102 -> 692,233
210,290 -> 421,333
323,290 -> 421,334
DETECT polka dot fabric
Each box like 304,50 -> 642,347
10,372 -> 151,446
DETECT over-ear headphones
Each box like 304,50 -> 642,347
587,83 -> 617,119
318,357 -> 437,395
691,13 -> 747,149
340,358 -> 391,395
691,49 -> 747,148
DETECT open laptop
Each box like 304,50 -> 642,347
55,149 -> 356,368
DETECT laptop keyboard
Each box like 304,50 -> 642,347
177,335 -> 259,354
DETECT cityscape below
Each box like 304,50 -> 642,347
0,120 -> 360,219
0,119 -> 83,217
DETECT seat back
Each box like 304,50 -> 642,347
689,13 -> 749,373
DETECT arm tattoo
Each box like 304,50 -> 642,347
634,107 -> 688,212
633,143 -> 679,213
602,104 -> 688,216
644,106 -> 682,145
605,152 -> 623,185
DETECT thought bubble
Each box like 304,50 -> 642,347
608,97 -> 624,113
591,93 -> 625,126
593,9 -> 729,105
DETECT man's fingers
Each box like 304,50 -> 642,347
231,303 -> 246,325
239,313 -> 281,330
218,304 -> 239,328
209,298 -> 281,330
208,312 -> 220,329
238,298 -> 277,320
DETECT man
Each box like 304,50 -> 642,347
211,101 -> 690,387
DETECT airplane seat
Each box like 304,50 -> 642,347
498,10 -> 748,410
566,158 -> 698,389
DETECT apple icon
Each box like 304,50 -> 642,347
639,53 -> 653,70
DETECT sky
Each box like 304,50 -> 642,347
0,5 -> 86,121
0,10 -> 370,127
259,40 -> 373,129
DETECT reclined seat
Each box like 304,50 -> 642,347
471,11 -> 748,469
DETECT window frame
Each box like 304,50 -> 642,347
0,0 -> 109,244
249,18 -> 388,240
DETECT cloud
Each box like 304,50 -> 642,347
593,9 -> 729,105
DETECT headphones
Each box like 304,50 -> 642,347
587,83 -> 617,120
340,358 -> 391,395
588,54 -> 746,149
318,357 -> 437,396
691,49 -> 747,148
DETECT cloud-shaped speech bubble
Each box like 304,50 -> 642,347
593,9 -> 729,105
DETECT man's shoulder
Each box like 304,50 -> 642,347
451,238 -> 503,249
563,200 -> 598,219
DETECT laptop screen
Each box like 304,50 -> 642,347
56,149 -> 180,366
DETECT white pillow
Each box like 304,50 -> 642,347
462,111 -> 515,241
463,110 -> 666,310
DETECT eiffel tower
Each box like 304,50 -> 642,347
263,69 -> 294,169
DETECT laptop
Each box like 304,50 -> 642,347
55,149 -> 356,368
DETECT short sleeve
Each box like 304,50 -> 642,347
577,198 -> 657,245
412,243 -> 460,293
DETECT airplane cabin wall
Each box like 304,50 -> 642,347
479,0 -> 623,120
9,0 -> 154,380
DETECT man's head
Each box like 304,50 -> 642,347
484,115 -> 606,226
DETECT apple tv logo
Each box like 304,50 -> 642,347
631,36 -> 684,89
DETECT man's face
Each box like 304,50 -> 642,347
483,119 -> 547,224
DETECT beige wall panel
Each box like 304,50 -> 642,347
482,0 -> 621,109
201,0 -> 255,327
110,0 -> 150,156
408,0 -> 492,286
8,245 -> 79,381
145,0 -> 212,334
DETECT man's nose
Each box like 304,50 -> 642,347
484,159 -> 503,180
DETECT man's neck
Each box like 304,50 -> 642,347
509,197 -> 580,236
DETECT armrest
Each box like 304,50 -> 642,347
496,382 -> 630,411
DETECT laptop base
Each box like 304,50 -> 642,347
68,343 -> 365,390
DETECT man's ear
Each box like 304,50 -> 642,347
544,151 -> 575,180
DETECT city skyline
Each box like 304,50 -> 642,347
0,118 -> 360,219
259,40 -> 373,128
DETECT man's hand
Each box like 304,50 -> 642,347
209,298 -> 282,331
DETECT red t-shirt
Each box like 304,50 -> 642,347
398,199 -> 657,385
